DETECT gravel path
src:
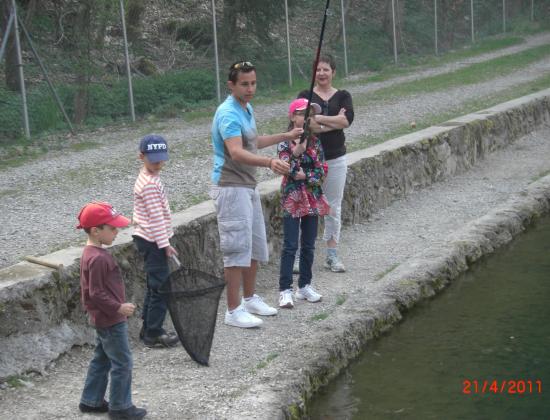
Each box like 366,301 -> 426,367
1,122 -> 550,420
0,33 -> 549,270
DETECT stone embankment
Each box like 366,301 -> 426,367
1,89 -> 550,418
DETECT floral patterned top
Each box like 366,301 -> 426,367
278,136 -> 330,218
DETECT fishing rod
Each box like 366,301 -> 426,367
300,0 -> 331,144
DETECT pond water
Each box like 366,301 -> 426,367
309,217 -> 550,419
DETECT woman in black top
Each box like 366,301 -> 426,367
298,54 -> 354,272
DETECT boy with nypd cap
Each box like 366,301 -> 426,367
77,201 -> 146,420
132,134 -> 179,348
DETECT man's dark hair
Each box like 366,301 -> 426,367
318,54 -> 336,71
228,61 -> 256,83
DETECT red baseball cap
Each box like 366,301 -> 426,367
76,202 -> 130,229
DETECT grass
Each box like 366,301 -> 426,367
311,312 -> 329,322
355,44 -> 550,105
186,193 -> 210,207
347,35 -> 526,87
348,72 -> 550,153
69,141 -> 100,152
6,375 -> 25,388
373,264 -> 400,282
531,169 -> 550,182
254,352 -> 279,370
336,294 -> 347,305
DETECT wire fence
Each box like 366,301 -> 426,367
0,0 -> 548,142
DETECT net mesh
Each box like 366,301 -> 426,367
160,266 -> 225,366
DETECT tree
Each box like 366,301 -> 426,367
2,0 -> 19,91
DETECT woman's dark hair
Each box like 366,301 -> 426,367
228,61 -> 256,83
317,54 -> 336,71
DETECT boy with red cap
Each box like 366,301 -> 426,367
76,201 -> 146,420
132,134 -> 179,347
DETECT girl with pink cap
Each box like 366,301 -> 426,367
277,98 -> 330,309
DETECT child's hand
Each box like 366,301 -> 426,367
287,127 -> 304,141
291,139 -> 307,157
294,168 -> 306,180
165,245 -> 178,257
118,303 -> 136,316
270,158 -> 290,175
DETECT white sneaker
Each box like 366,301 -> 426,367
224,306 -> 263,328
295,284 -> 322,303
243,294 -> 278,316
279,289 -> 294,309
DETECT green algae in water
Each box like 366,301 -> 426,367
310,217 -> 550,419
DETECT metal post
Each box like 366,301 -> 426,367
470,0 -> 475,43
18,17 -> 74,134
531,0 -> 534,21
284,0 -> 292,86
119,0 -> 135,122
211,0 -> 221,103
0,11 -> 14,64
11,0 -> 30,139
434,0 -> 438,55
391,0 -> 397,64
340,0 -> 348,76
502,0 -> 506,33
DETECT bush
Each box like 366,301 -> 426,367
0,69 -> 217,141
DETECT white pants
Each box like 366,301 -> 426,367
322,155 -> 347,244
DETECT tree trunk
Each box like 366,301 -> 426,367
1,0 -> 19,91
127,0 -> 145,42
73,1 -> 92,125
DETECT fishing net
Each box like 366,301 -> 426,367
160,265 -> 225,366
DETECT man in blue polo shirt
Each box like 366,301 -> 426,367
211,61 -> 303,328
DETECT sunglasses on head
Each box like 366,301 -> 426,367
231,61 -> 254,70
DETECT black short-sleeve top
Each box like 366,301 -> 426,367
297,89 -> 354,160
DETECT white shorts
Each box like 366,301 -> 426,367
210,186 -> 269,267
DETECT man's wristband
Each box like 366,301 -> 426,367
267,157 -> 273,168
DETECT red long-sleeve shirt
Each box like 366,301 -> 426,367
80,245 -> 126,328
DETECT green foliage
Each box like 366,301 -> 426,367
0,70 -> 216,142
311,312 -> 329,322
6,375 -> 25,388
254,352 -> 279,370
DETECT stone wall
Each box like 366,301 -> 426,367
1,89 -> 549,380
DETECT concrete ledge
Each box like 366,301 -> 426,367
1,88 -> 549,380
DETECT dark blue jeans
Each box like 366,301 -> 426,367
133,236 -> 170,338
279,215 -> 318,291
80,321 -> 133,411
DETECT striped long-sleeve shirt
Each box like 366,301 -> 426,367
133,168 -> 173,249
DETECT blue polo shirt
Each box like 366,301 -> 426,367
211,95 -> 258,188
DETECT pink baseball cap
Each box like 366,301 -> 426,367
288,98 -> 322,118
76,202 -> 130,229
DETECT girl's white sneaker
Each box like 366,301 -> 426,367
295,284 -> 322,302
